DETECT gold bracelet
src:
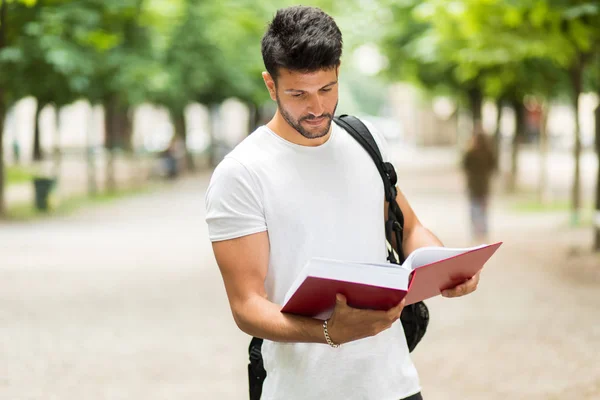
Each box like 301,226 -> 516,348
323,319 -> 340,348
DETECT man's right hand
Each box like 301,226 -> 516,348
326,294 -> 405,345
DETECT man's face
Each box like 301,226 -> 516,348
265,67 -> 339,140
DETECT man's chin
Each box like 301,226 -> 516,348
299,129 -> 329,140
300,121 -> 331,139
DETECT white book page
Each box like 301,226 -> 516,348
283,257 -> 411,305
403,244 -> 489,270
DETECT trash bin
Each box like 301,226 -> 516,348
33,177 -> 56,211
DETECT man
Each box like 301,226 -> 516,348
205,6 -> 480,400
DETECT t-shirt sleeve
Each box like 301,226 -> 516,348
360,119 -> 392,163
204,157 -> 267,242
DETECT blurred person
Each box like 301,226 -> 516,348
462,128 -> 497,242
525,96 -> 542,143
161,136 -> 185,179
205,6 -> 482,400
12,137 -> 21,164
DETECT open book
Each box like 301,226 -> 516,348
280,242 -> 503,319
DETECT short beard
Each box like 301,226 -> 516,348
276,95 -> 338,140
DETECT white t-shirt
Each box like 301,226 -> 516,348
205,120 -> 420,400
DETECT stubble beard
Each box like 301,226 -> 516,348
276,96 -> 338,140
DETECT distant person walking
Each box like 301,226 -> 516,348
462,129 -> 497,242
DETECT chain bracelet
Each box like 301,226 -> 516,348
323,319 -> 340,348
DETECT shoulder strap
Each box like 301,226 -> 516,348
334,114 -> 405,264
334,115 -> 383,161
334,115 -> 396,203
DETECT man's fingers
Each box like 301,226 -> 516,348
386,298 -> 405,319
442,285 -> 465,298
442,276 -> 479,298
394,298 -> 406,312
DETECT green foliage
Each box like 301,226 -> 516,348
2,0 -> 597,118
379,0 -> 600,103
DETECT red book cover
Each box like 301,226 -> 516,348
280,277 -> 408,317
281,242 -> 502,318
403,241 -> 503,305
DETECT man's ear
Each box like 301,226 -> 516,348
262,72 -> 277,101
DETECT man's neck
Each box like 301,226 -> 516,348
266,110 -> 331,147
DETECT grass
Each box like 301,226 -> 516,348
6,165 -> 36,185
6,184 -> 160,222
510,196 -> 595,227
512,199 -> 573,213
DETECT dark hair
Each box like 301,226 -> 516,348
261,6 -> 343,80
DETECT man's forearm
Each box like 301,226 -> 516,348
233,294 -> 327,344
403,223 -> 444,257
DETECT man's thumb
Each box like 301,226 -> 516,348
335,293 -> 347,305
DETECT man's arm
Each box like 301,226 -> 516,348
212,231 -> 405,344
391,186 -> 443,255
393,186 -> 480,298
212,232 -> 324,343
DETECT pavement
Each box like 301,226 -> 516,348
0,145 -> 598,399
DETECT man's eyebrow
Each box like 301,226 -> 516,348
321,80 -> 338,88
284,81 -> 338,93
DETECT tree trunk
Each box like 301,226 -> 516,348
247,102 -> 261,134
467,86 -> 483,125
0,97 -> 5,218
53,106 -> 62,178
33,100 -> 46,161
118,108 -> 133,152
570,63 -> 583,226
209,104 -> 220,168
507,99 -> 526,193
594,100 -> 600,251
0,0 -> 8,217
86,104 -> 98,196
103,96 -> 118,193
538,101 -> 550,205
172,109 -> 195,172
494,98 -> 503,162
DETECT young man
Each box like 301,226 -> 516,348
205,6 -> 480,400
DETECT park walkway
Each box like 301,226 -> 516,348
0,145 -> 598,399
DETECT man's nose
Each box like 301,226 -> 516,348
307,95 -> 325,117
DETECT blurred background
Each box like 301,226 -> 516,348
0,0 -> 598,399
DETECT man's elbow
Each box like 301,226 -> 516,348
230,299 -> 262,337
231,307 -> 252,334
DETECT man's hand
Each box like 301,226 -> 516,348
441,271 -> 481,298
326,294 -> 405,345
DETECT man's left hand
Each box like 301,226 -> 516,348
441,271 -> 481,298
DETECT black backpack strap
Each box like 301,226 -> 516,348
248,337 -> 266,400
334,115 -> 396,203
334,114 -> 405,263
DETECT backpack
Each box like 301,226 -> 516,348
248,115 -> 429,400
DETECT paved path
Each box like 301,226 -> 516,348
1,147 -> 598,399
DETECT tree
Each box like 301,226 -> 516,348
0,0 -> 40,217
586,34 -> 600,251
154,0 -> 223,170
76,0 -> 164,191
7,1 -> 89,161
0,0 -> 6,217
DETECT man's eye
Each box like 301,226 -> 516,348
321,88 -> 332,92
292,93 -> 304,98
